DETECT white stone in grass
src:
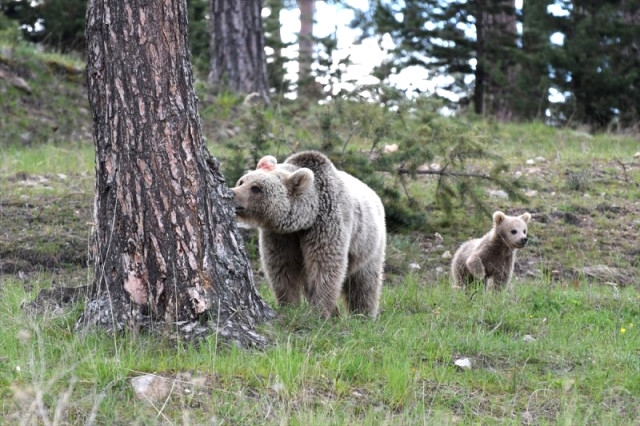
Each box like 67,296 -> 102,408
488,189 -> 509,199
526,159 -> 536,165
271,382 -> 286,395
522,334 -> 536,343
131,374 -> 170,401
434,232 -> 444,244
454,358 -> 472,371
408,262 -> 421,271
634,152 -> 640,158
383,143 -> 398,153
442,251 -> 452,259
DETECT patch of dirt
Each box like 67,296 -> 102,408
0,174 -> 92,273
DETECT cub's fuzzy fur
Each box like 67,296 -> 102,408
231,151 -> 386,318
451,211 -> 531,290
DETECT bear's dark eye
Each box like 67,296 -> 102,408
238,179 -> 244,186
511,229 -> 517,235
523,230 -> 527,235
251,185 -> 262,194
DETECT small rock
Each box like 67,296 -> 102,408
434,232 -> 444,244
454,358 -> 472,371
526,159 -> 536,165
488,189 -> 509,199
435,267 -> 444,274
429,162 -> 441,171
16,330 -> 32,344
535,156 -> 546,162
131,374 -> 170,401
408,262 -> 421,271
20,132 -> 32,144
522,334 -> 536,343
271,382 -> 286,394
524,189 -> 538,197
563,378 -> 575,393
383,143 -> 398,153
521,411 -> 534,425
441,250 -> 452,259
634,152 -> 640,158
11,76 -> 32,94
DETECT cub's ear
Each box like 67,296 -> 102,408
286,168 -> 314,195
519,212 -> 532,223
492,211 -> 506,225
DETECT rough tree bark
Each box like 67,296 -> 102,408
208,0 -> 270,103
78,0 -> 274,347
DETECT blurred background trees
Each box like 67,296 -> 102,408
1,0 -> 638,231
2,0 -> 639,129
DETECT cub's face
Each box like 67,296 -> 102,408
230,167 -> 315,230
493,211 -> 531,249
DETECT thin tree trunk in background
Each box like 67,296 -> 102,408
265,0 -> 287,94
81,0 -> 273,346
297,0 -> 315,97
474,3 -> 486,115
478,0 -> 517,121
208,0 -> 270,103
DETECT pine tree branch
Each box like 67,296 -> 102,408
396,167 -> 499,181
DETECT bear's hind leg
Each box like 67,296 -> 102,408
344,259 -> 382,317
302,251 -> 347,319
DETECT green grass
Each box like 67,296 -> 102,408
0,143 -> 94,176
1,272 -> 639,424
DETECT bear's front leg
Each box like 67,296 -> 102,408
465,254 -> 486,281
491,259 -> 515,291
301,242 -> 348,319
259,231 -> 305,306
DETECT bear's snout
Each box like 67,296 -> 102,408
519,237 -> 528,247
230,188 -> 246,215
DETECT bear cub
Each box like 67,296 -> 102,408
451,211 -> 531,290
231,151 -> 386,319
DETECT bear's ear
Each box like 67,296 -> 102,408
519,212 -> 531,223
286,168 -> 314,195
256,155 -> 277,172
493,211 -> 506,225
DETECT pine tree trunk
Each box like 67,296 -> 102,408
208,0 -> 270,103
80,0 -> 274,347
478,0 -> 517,121
297,0 -> 315,97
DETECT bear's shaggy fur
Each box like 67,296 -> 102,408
231,151 -> 386,318
451,211 -> 531,290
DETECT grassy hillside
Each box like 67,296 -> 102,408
1,36 -> 639,424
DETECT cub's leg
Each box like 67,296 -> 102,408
465,254 -> 486,281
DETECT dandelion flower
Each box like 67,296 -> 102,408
620,328 -> 626,334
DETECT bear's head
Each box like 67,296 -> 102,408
493,211 -> 531,249
231,156 -> 319,232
